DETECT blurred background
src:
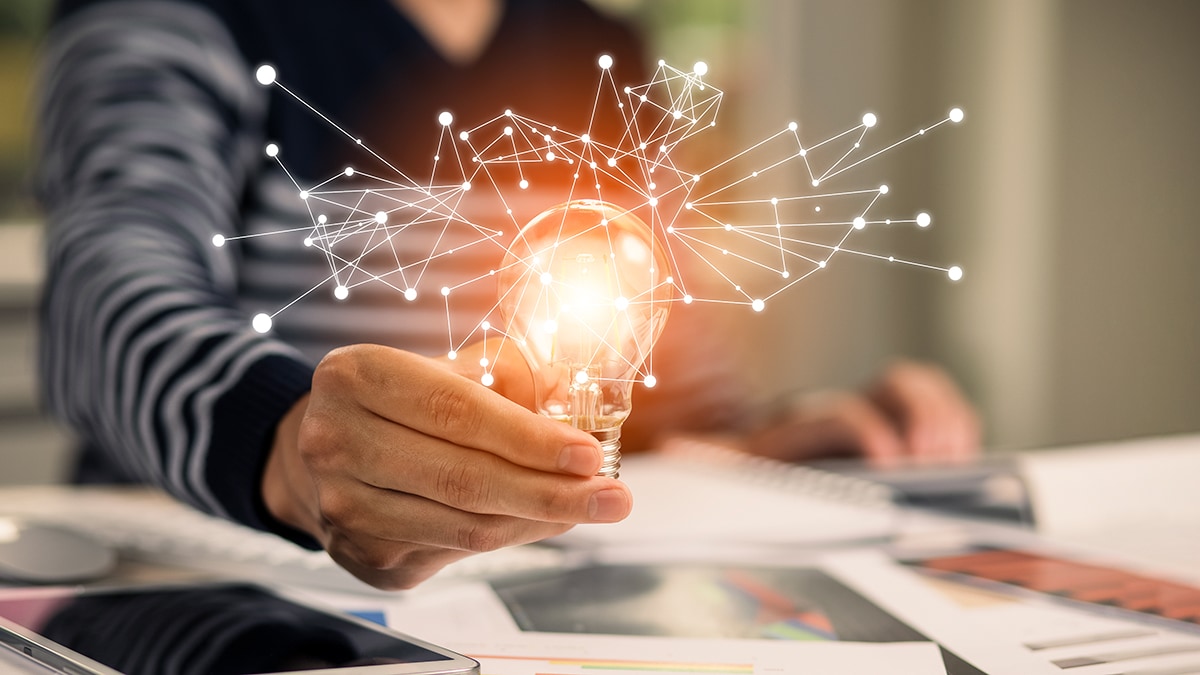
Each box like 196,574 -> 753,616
2,0 -> 1198,484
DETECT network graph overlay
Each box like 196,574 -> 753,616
220,58 -> 964,386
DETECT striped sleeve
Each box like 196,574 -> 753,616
36,0 -> 315,538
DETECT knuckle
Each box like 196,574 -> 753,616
435,456 -> 490,511
313,346 -> 360,389
315,489 -> 358,531
457,518 -> 510,553
423,381 -> 482,438
532,481 -> 582,521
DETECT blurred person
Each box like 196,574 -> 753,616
36,0 -> 978,590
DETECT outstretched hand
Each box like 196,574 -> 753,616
261,343 -> 632,590
748,360 -> 980,465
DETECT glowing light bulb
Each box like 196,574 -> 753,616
498,200 -> 672,479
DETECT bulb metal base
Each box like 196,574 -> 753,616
590,428 -> 622,479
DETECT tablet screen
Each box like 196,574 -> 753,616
0,583 -> 461,674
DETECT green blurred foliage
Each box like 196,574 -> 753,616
0,0 -> 48,222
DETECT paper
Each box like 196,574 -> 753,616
455,633 -> 947,675
1019,433 -> 1200,578
824,550 -> 1200,675
557,451 -> 901,547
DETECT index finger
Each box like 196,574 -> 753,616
324,345 -> 604,476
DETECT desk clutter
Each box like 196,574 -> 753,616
2,434 -> 1200,674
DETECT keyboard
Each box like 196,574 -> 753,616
0,486 -> 567,595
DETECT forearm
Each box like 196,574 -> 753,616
37,0 -> 312,529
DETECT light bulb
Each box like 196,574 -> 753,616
498,200 -> 672,478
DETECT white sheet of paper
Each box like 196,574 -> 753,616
453,632 -> 947,675
556,452 -> 902,547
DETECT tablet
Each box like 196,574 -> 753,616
0,582 -> 478,675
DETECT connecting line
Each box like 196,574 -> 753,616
240,59 -> 963,381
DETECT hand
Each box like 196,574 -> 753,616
748,361 -> 980,466
261,343 -> 632,590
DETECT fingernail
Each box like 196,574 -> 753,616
558,443 -> 600,476
588,489 -> 630,522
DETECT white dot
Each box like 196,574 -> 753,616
640,95 -> 648,103
447,350 -> 457,360
782,271 -> 790,279
438,111 -> 453,126
334,285 -> 349,300
815,206 -> 821,212
812,179 -> 820,187
598,54 -> 613,69
788,121 -> 798,131
575,370 -> 589,384
252,313 -> 272,333
684,203 -> 692,210
799,149 -> 807,157
479,357 -> 489,368
949,108 -> 965,123
948,266 -> 964,281
657,59 -> 666,67
614,296 -> 629,311
344,167 -> 355,177
505,109 -> 513,117
666,225 -> 675,233
264,143 -> 279,158
916,212 -> 932,227
819,261 -> 827,269
644,374 -> 658,388
481,373 -> 495,387
254,64 -> 277,86
648,197 -> 658,207
770,197 -> 779,206
683,294 -> 693,304
459,131 -> 469,141
693,174 -> 701,183
581,133 -> 591,144
862,112 -> 878,128
299,190 -> 308,200
303,237 -> 313,247
879,184 -> 889,194
481,320 -> 491,331
540,272 -> 553,285
693,61 -> 708,76
317,215 -> 327,224
375,211 -> 387,224
889,256 -> 895,262
751,299 -> 765,312
546,151 -> 556,161
404,288 -> 417,301
648,182 -> 657,190
441,286 -> 450,296
211,234 -> 225,247
503,126 -> 513,136
853,217 -> 866,230
461,181 -> 472,191
672,110 -> 682,120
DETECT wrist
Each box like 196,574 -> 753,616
261,393 -> 322,541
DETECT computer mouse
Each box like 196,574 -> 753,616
0,517 -> 118,584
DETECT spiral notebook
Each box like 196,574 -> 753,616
559,437 -> 904,548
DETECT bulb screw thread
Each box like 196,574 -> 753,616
591,429 -> 622,479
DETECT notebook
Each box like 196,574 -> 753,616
557,437 -> 905,548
